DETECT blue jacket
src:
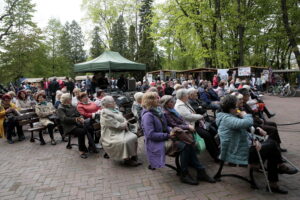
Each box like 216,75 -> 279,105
216,112 -> 253,165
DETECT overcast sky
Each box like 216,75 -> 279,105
32,0 -> 84,28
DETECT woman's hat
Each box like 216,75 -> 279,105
2,94 -> 12,100
159,95 -> 173,107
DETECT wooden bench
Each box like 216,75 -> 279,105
16,112 -> 47,143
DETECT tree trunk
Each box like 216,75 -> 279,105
237,0 -> 244,66
281,0 -> 300,69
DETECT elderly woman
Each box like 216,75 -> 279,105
187,88 -> 206,115
94,90 -> 106,107
77,92 -> 101,149
159,95 -> 215,184
100,96 -> 140,166
35,93 -> 57,145
16,90 -> 33,109
175,88 -> 220,162
131,92 -> 143,121
0,94 -> 24,143
217,95 -> 297,194
71,88 -> 81,107
57,94 -> 91,159
54,91 -> 63,109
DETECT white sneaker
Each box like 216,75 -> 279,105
95,143 -> 102,149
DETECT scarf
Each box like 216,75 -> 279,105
150,107 -> 167,132
167,108 -> 180,118
108,107 -> 119,113
150,106 -> 163,118
39,101 -> 47,106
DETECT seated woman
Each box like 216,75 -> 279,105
100,96 -> 140,166
16,90 -> 34,109
131,92 -> 143,121
71,88 -> 81,107
199,82 -> 220,110
158,94 -> 215,185
94,90 -> 106,107
54,91 -> 63,109
77,92 -> 101,149
57,94 -> 92,159
187,88 -> 207,115
216,95 -> 297,194
238,88 -> 286,152
175,89 -> 220,162
0,94 -> 25,143
35,93 -> 57,145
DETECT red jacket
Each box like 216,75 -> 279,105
213,76 -> 218,87
77,102 -> 100,118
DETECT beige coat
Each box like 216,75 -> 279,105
175,99 -> 203,126
100,108 -> 137,160
35,102 -> 55,126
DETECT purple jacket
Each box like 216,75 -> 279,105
163,108 -> 190,130
141,109 -> 170,168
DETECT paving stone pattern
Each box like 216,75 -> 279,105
0,95 -> 299,200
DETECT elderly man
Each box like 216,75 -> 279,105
175,89 -> 220,162
57,94 -> 97,159
100,96 -> 141,166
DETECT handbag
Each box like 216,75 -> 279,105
193,132 -> 206,153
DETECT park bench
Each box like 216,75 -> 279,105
16,110 -> 48,143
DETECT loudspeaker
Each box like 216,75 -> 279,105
128,79 -> 136,91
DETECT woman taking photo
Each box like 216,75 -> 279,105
216,95 -> 297,194
35,93 -> 57,145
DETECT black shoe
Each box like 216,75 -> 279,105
51,140 -> 56,145
131,156 -> 142,165
103,153 -> 110,159
88,147 -> 99,153
278,164 -> 298,175
40,141 -> 46,145
268,186 -> 288,194
268,113 -> 276,118
7,140 -> 14,144
197,169 -> 216,183
124,159 -> 139,167
148,165 -> 156,170
180,171 -> 198,185
80,153 -> 88,159
18,135 -> 25,141
280,147 -> 287,152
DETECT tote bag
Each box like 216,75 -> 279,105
193,133 -> 206,153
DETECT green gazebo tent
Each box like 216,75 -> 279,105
74,51 -> 146,73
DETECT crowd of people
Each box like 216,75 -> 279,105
0,74 -> 298,194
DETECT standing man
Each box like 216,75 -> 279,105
48,78 -> 60,105
65,77 -> 75,95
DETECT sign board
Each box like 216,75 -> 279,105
238,67 -> 251,76
159,70 -> 164,81
146,73 -> 152,83
217,69 -> 229,81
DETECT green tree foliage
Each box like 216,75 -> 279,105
90,26 -> 105,58
151,0 -> 300,70
45,18 -> 63,75
69,20 -> 86,64
0,0 -> 51,82
128,25 -> 137,60
111,15 -> 128,56
138,0 -> 156,71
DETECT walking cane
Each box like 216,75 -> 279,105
255,143 -> 272,193
250,127 -> 272,193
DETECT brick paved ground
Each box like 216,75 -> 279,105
0,95 -> 299,200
